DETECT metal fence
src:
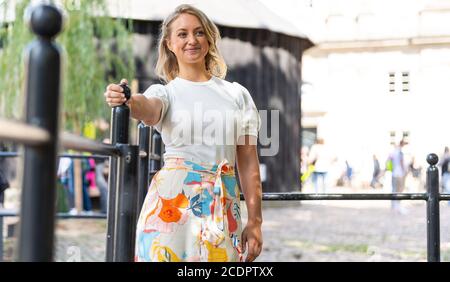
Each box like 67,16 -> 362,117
0,4 -> 145,262
0,3 -> 448,262
0,146 -> 158,262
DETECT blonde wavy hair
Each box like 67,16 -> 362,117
155,4 -> 227,83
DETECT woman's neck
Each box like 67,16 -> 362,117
178,63 -> 211,82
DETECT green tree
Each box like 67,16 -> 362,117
0,0 -> 135,134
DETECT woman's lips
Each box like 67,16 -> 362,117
185,48 -> 200,52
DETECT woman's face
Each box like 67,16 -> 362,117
167,13 -> 209,67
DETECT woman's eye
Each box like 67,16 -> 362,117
178,33 -> 187,38
196,31 -> 205,36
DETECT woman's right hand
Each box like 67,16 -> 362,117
104,78 -> 128,107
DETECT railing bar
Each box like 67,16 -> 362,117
61,132 -> 120,156
0,210 -> 107,219
247,193 -> 429,201
439,194 -> 450,201
59,154 -> 109,160
148,153 -> 161,160
55,213 -> 107,219
0,152 -> 19,158
0,118 -> 50,146
0,152 -> 110,160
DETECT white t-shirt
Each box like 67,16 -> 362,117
142,76 -> 261,165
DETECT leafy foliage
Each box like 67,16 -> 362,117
0,0 -> 135,133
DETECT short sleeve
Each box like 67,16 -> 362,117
233,82 -> 261,138
142,84 -> 170,132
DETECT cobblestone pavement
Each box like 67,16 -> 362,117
255,200 -> 450,262
3,187 -> 450,262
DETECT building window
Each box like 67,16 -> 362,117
389,71 -> 410,94
401,72 -> 410,93
390,131 -> 396,145
389,130 -> 410,145
389,72 -> 396,93
402,131 -> 410,143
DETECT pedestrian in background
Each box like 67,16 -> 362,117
308,138 -> 334,193
407,155 -> 423,193
95,138 -> 111,214
0,142 -> 10,208
370,154 -> 382,189
389,139 -> 408,214
439,147 -> 450,205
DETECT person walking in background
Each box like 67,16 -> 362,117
308,138 -> 334,193
0,171 -> 9,208
94,158 -> 109,214
344,160 -> 353,187
407,155 -> 423,193
81,158 -> 93,213
300,146 -> 314,188
389,139 -> 408,214
0,142 -> 10,208
0,169 -> 9,208
370,154 -> 381,189
95,140 -> 111,214
57,157 -> 72,212
439,147 -> 450,205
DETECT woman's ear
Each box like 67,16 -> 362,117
166,39 -> 173,52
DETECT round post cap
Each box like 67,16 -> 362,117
25,4 -> 64,38
427,153 -> 438,166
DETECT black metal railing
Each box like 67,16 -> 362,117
0,146 -> 161,261
0,4 -> 159,262
0,3 -> 448,262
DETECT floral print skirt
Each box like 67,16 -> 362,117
135,157 -> 243,262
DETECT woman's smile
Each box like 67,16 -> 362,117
184,47 -> 200,54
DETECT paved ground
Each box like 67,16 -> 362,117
256,200 -> 450,262
3,186 -> 450,262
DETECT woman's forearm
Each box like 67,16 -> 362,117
127,94 -> 163,125
242,176 -> 263,225
236,140 -> 263,225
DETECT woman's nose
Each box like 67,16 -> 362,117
187,33 -> 198,44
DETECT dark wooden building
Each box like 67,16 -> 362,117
119,1 -> 313,192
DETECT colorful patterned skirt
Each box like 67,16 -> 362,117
135,157 -> 243,262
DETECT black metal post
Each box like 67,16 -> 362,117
426,153 -> 440,262
0,215 -> 3,262
111,106 -> 130,145
136,123 -> 150,215
105,155 -> 117,261
150,129 -> 163,175
106,102 -> 130,261
114,144 -> 139,262
17,4 -> 62,262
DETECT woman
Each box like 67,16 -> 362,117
104,4 -> 263,262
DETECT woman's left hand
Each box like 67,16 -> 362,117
241,221 -> 263,262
